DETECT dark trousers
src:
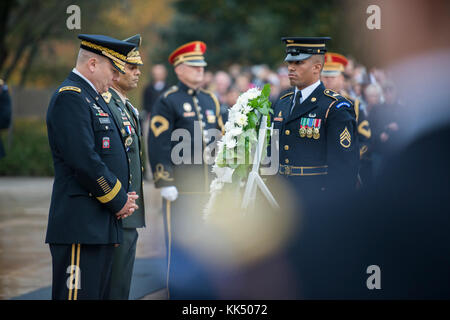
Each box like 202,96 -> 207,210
49,243 -> 114,300
162,193 -> 208,299
108,228 -> 139,300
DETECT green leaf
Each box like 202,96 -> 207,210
262,83 -> 271,98
247,112 -> 259,129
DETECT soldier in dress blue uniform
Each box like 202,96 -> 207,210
271,37 -> 359,211
147,41 -> 224,298
321,52 -> 372,187
45,34 -> 139,300
101,34 -> 146,300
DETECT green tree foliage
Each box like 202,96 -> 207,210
155,0 -> 345,70
0,119 -> 53,176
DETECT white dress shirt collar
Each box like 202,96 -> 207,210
295,79 -> 321,104
72,68 -> 98,93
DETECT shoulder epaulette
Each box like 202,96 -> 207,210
279,91 -> 294,100
59,86 -> 81,93
324,89 -> 353,104
163,86 -> 178,98
102,91 -> 112,103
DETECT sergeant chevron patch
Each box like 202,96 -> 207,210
340,127 -> 351,148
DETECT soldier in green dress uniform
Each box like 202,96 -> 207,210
102,34 -> 146,300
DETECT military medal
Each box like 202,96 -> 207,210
299,118 -> 306,137
313,119 -> 321,139
306,118 -> 313,138
125,136 -> 133,147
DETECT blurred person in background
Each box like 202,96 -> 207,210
201,70 -> 214,91
252,64 -> 270,88
368,80 -> 405,175
364,83 -> 384,177
277,65 -> 292,92
267,71 -> 281,103
142,64 -> 169,180
213,70 -> 232,105
0,79 -> 12,160
363,83 -> 383,115
143,64 -> 169,117
228,63 -> 241,80
234,72 -> 252,92
352,63 -> 369,86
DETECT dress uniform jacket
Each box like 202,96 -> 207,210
148,81 -> 224,193
272,83 -> 359,199
46,72 -> 130,244
102,88 -> 145,228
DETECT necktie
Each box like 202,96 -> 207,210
290,90 -> 302,115
125,100 -> 137,128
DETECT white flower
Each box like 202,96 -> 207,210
236,96 -> 248,109
224,121 -> 235,132
212,165 -> 235,183
235,113 -> 248,127
226,137 -> 237,149
247,87 -> 261,98
242,104 -> 253,115
230,126 -> 243,137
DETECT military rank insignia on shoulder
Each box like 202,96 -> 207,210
163,85 -> 178,98
279,91 -> 294,100
324,88 -> 352,102
59,86 -> 81,93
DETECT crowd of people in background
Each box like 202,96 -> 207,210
143,57 -> 405,185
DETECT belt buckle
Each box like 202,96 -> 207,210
284,165 -> 291,175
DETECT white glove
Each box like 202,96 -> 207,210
161,186 -> 178,202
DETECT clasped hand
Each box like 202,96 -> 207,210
116,191 -> 139,219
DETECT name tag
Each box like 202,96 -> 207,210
99,118 -> 111,124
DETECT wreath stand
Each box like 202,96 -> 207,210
241,115 -> 279,212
